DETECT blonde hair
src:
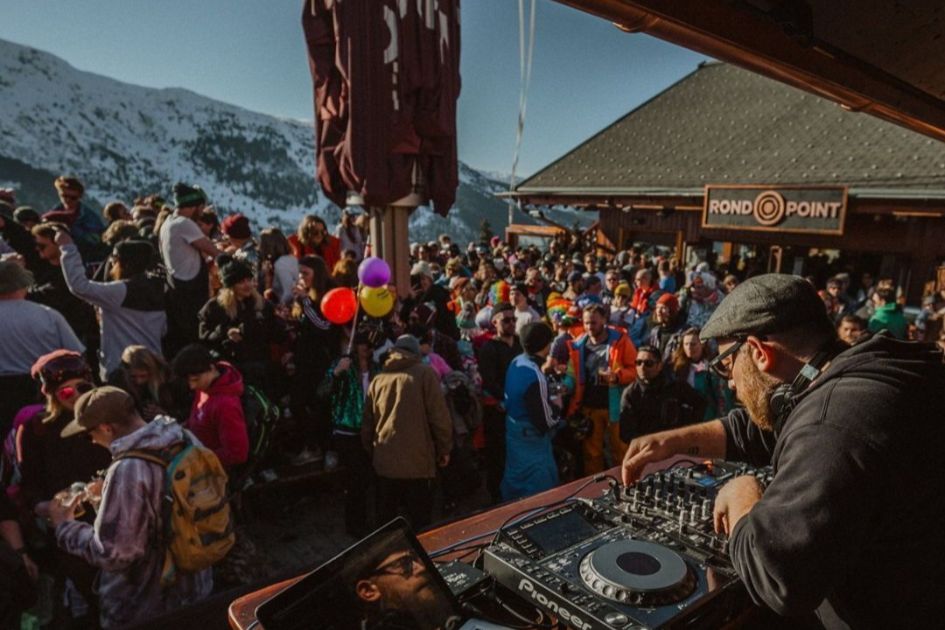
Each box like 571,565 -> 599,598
217,286 -> 264,320
44,395 -> 67,424
120,345 -> 169,403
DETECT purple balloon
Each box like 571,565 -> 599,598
358,256 -> 391,288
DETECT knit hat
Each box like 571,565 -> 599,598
217,254 -> 254,288
0,260 -> 34,294
13,206 -> 40,224
520,322 -> 554,355
31,350 -> 91,393
114,239 -> 154,276
393,334 -> 421,357
173,182 -> 207,208
221,213 -> 252,240
656,292 -> 680,314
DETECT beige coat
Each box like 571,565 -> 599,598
361,351 -> 453,479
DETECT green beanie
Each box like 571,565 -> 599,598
173,183 -> 207,208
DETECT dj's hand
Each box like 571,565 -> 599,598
621,432 -> 676,486
713,475 -> 764,536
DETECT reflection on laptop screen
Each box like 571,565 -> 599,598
256,518 -> 464,630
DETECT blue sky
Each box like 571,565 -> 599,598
0,0 -> 708,177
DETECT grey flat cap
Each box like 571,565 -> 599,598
700,273 -> 832,341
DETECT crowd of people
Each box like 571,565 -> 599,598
0,177 -> 943,628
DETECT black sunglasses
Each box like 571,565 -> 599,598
708,337 -> 749,378
371,552 -> 421,578
635,359 -> 657,367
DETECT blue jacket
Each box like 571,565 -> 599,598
501,354 -> 561,500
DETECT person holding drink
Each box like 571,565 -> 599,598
564,304 -> 638,473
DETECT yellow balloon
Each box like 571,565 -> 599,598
359,285 -> 395,318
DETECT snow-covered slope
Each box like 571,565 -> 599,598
0,38 -> 590,243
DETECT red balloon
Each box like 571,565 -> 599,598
321,287 -> 358,324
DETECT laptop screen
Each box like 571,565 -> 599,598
255,518 -> 465,630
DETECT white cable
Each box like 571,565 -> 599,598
508,0 -> 537,226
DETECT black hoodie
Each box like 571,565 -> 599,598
721,334 -> 945,629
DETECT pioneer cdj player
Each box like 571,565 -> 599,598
483,460 -> 772,629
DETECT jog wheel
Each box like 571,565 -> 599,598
579,539 -> 696,606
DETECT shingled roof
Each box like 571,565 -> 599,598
515,62 -> 945,198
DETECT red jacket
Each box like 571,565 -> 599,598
187,362 -> 248,467
288,233 -> 341,270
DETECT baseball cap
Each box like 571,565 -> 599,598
700,274 -> 833,342
61,386 -> 136,438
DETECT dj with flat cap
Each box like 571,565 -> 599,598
620,273 -> 945,629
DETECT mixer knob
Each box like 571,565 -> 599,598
689,504 -> 699,524
654,489 -> 661,502
701,498 -> 711,520
677,509 -> 686,533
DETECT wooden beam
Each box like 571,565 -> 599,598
556,0 -> 945,144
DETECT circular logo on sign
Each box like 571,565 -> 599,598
753,190 -> 785,226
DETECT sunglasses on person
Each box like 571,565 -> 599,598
500,317 -> 516,324
56,381 -> 94,400
707,336 -> 750,379
635,359 -> 658,367
371,552 -> 422,578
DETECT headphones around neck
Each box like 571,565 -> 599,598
768,346 -> 835,427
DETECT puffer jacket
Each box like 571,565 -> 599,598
187,362 -> 248,468
565,327 -> 637,422
55,417 -> 212,628
361,351 -> 452,479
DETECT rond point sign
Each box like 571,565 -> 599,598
702,185 -> 847,235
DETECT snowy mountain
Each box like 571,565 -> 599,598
0,38 -> 590,244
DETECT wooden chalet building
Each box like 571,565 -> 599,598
508,62 -> 945,302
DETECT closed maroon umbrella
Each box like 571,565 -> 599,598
301,0 -> 461,215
